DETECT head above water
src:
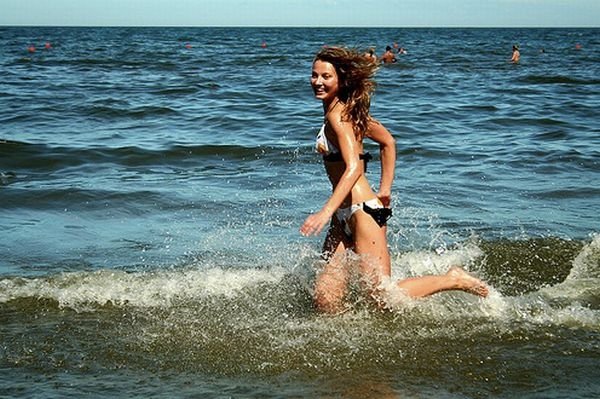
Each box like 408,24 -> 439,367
312,46 -> 378,136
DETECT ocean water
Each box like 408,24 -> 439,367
0,26 -> 599,398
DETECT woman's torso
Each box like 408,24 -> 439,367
318,122 -> 376,207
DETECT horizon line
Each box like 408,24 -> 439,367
1,24 -> 598,29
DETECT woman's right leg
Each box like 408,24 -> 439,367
313,222 -> 353,314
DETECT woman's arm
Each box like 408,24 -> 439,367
366,120 -> 396,207
300,115 -> 362,237
322,115 -> 363,214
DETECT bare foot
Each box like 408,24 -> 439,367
447,266 -> 489,297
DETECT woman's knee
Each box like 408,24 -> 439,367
314,269 -> 348,313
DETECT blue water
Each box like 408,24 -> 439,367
1,27 -> 599,398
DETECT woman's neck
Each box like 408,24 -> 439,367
323,98 -> 341,116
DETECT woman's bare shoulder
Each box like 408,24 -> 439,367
326,110 -> 353,135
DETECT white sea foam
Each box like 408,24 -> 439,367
0,266 -> 287,309
391,242 -> 484,279
1,237 -> 598,330
383,240 -> 600,329
567,233 -> 600,280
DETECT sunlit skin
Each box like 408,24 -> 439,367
511,45 -> 520,63
311,60 -> 339,112
303,60 -> 368,237
301,52 -> 488,313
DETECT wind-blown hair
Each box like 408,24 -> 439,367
313,46 -> 379,138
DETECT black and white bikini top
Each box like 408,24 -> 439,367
315,123 -> 338,156
315,123 -> 372,163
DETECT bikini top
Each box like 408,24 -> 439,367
315,123 -> 337,156
315,123 -> 372,163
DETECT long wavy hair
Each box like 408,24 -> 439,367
313,46 -> 379,139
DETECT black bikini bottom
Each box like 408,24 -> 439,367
363,202 -> 393,227
323,152 -> 373,164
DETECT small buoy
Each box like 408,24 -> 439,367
28,45 -> 36,53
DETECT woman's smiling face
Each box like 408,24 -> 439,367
311,59 -> 339,104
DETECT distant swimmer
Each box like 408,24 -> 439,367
397,47 -> 407,55
511,45 -> 520,63
380,46 -> 397,64
363,48 -> 377,63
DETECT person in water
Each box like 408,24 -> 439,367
511,45 -> 520,63
380,45 -> 397,64
363,47 -> 377,63
300,46 -> 489,313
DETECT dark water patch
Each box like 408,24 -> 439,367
488,116 -> 568,127
532,129 -> 571,140
0,140 -> 297,172
477,237 -> 584,296
397,146 -> 454,160
150,85 -> 199,96
234,53 -> 294,67
0,172 -> 17,186
519,75 -> 600,85
528,186 -> 600,200
458,103 -> 500,112
196,81 -> 221,90
510,147 -> 599,172
36,57 -> 179,72
84,104 -> 179,120
0,113 -> 42,124
0,141 -> 104,171
0,187 -> 173,213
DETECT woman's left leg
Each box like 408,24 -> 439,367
351,209 -> 489,303
351,210 -> 391,302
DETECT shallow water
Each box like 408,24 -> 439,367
1,26 -> 599,398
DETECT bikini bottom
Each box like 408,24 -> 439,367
335,198 -> 393,239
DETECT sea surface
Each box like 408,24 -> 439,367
1,26 -> 599,398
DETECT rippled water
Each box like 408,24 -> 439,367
1,27 -> 599,398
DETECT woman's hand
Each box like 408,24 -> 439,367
366,120 -> 396,207
300,210 -> 331,237
377,190 -> 392,208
